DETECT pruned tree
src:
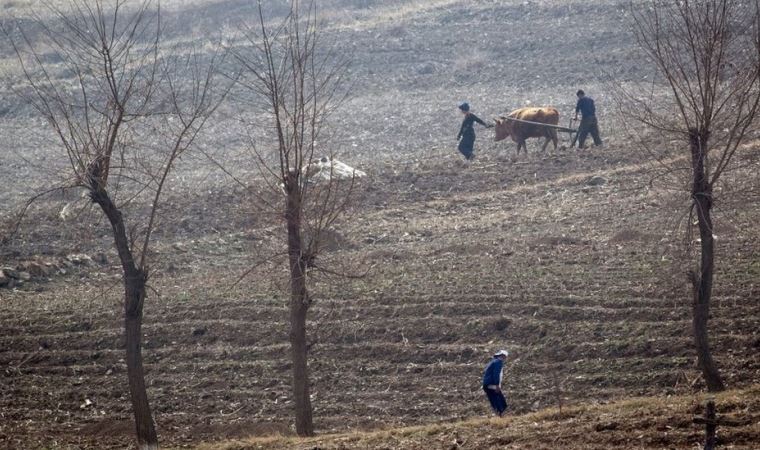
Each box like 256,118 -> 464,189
4,0 -> 229,447
232,0 -> 352,436
626,0 -> 760,391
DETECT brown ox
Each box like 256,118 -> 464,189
494,107 -> 560,154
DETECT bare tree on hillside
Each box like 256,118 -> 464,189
625,0 -> 760,391
5,1 -> 229,446
233,0 -> 353,436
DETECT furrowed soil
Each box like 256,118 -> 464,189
1,1 -> 760,449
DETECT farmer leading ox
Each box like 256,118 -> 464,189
494,107 -> 559,155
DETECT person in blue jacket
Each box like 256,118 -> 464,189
457,102 -> 492,161
571,90 -> 603,149
482,349 -> 508,416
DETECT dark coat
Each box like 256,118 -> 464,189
457,113 -> 487,159
482,357 -> 503,387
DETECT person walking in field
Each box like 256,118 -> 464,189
482,349 -> 508,416
456,102 -> 492,161
571,90 -> 603,149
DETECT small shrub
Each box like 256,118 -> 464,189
492,317 -> 511,332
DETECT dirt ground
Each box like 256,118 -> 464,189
1,1 -> 759,449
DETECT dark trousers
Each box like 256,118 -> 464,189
458,132 -> 475,160
573,116 -> 602,148
483,387 -> 507,416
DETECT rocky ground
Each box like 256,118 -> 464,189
1,1 -> 759,449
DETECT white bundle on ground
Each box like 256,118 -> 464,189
59,190 -> 90,221
305,157 -> 367,182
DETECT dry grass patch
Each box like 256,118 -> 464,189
191,385 -> 760,449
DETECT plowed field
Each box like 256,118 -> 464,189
1,0 -> 759,449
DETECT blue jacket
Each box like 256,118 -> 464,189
482,358 -> 503,387
575,97 -> 596,118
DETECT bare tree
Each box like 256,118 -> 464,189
5,1 -> 228,447
626,0 -> 760,391
232,0 -> 352,436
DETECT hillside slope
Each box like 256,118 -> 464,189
1,1 -> 759,449
2,146 -> 759,448
197,385 -> 760,449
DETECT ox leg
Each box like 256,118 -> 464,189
541,130 -> 558,152
541,137 -> 550,152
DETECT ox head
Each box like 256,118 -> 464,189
493,116 -> 512,142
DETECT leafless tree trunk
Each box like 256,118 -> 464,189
688,128 -> 724,391
233,0 -> 351,436
626,0 -> 760,391
285,180 -> 314,435
92,186 -> 157,445
5,1 -> 228,446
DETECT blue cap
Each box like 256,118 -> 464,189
458,102 -> 470,112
